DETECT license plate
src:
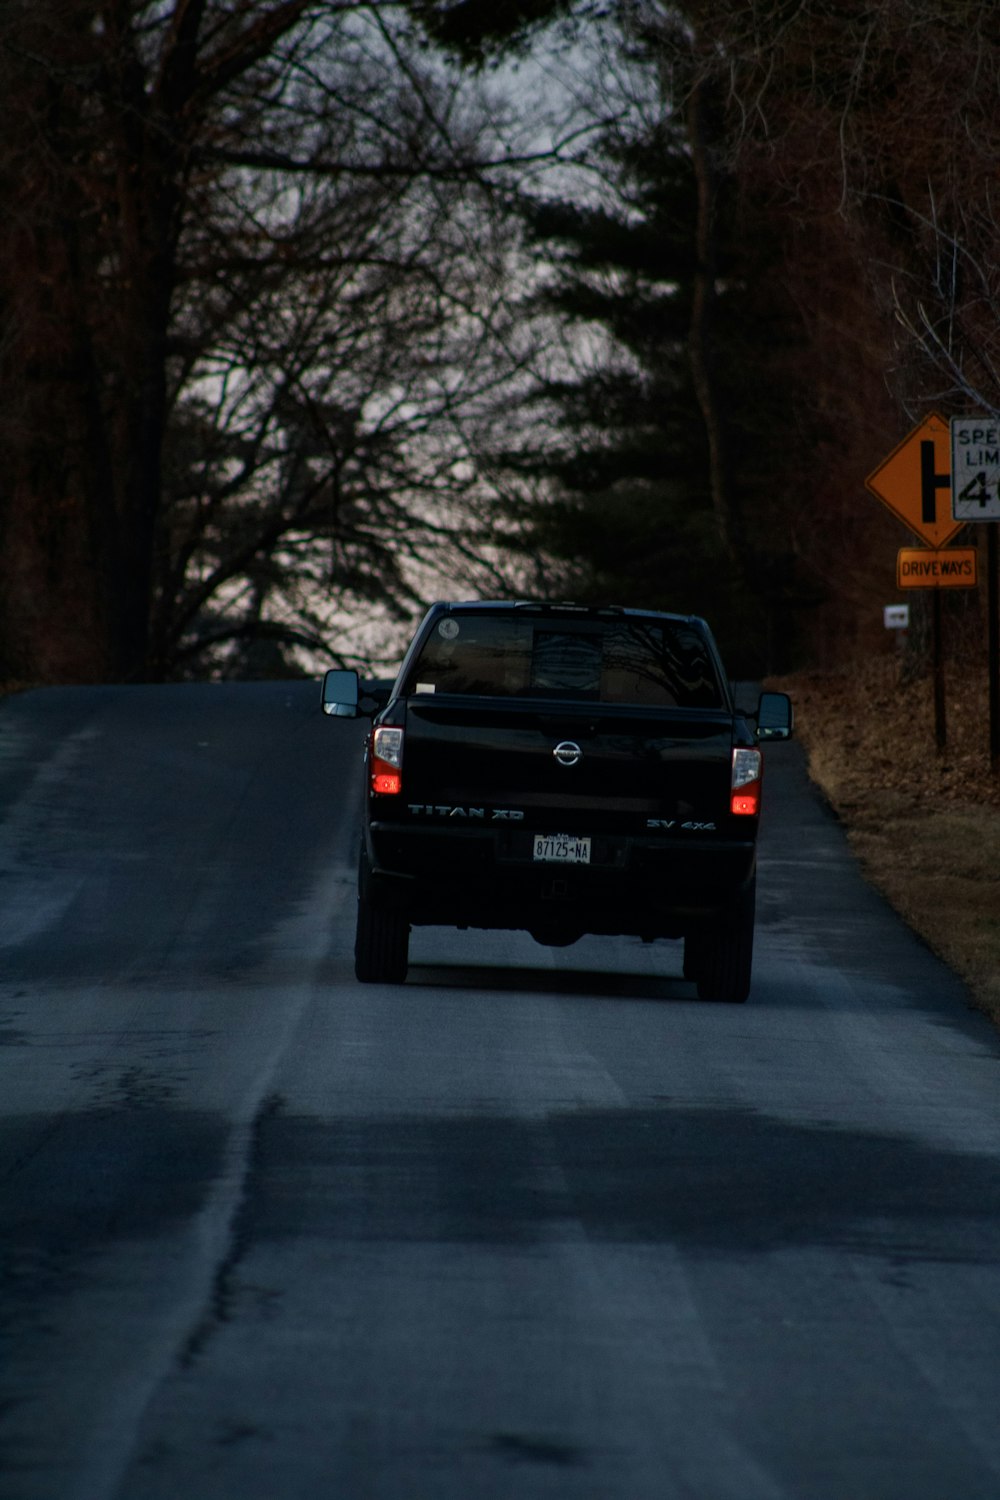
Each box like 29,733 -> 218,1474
533,834 -> 591,864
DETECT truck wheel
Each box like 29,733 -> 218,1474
354,853 -> 409,983
696,876 -> 755,1004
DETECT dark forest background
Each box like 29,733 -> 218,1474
2,0 -> 997,684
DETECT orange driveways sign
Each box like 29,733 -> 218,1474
897,547 -> 978,589
866,412 -> 963,549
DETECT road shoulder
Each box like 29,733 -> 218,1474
774,660 -> 1000,1028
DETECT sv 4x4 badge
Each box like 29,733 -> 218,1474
647,818 -> 717,831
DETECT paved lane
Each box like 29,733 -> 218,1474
1,683 -> 999,1499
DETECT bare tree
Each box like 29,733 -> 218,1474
0,0 -> 555,682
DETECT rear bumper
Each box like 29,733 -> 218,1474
364,820 -> 756,938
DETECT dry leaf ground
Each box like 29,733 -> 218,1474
774,656 -> 1000,1027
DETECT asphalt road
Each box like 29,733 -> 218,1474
1,681 -> 1000,1500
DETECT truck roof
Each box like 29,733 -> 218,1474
427,600 -> 709,628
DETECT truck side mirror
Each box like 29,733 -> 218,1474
321,669 -> 360,718
756,690 -> 793,741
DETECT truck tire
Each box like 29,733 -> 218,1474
354,852 -> 409,983
696,875 -> 755,1004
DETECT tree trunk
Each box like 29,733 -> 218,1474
0,7 -> 179,684
686,72 -> 742,565
0,201 -> 114,682
0,246 -> 172,684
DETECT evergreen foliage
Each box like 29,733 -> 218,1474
483,88 -> 778,671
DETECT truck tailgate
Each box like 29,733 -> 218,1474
400,696 -> 735,831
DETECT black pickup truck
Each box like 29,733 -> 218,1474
323,601 -> 792,1002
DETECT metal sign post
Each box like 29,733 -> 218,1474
988,524 -> 999,771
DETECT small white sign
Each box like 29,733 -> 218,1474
950,416 -> 1000,520
884,604 -> 910,629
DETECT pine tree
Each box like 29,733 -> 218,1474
486,99 -> 780,670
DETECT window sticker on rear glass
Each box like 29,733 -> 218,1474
438,619 -> 460,639
415,682 -> 436,694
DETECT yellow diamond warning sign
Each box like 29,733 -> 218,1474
866,413 -> 964,549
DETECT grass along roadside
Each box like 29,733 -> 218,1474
773,658 -> 1000,1028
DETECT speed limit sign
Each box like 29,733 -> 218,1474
951,417 -> 1000,520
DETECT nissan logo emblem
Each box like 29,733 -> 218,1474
553,740 -> 583,767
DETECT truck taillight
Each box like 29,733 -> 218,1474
731,747 -> 762,816
371,726 -> 404,795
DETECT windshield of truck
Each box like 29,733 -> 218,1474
403,614 -> 724,708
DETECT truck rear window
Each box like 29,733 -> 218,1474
404,614 -> 723,708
